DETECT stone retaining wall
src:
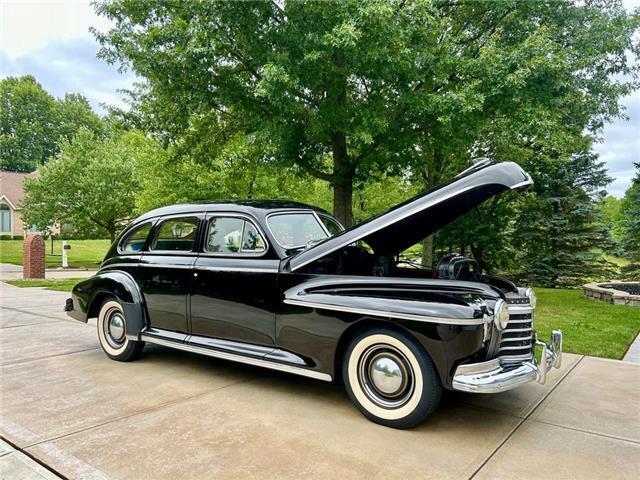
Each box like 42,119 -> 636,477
583,281 -> 640,307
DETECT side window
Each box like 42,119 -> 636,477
241,222 -> 266,252
206,216 -> 266,254
151,217 -> 199,252
319,215 -> 343,236
120,222 -> 153,253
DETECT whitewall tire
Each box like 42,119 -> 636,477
97,299 -> 145,362
342,328 -> 442,429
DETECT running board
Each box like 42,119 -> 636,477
140,333 -> 333,382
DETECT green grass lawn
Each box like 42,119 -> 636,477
0,239 -> 110,269
6,278 -> 86,292
535,288 -> 640,360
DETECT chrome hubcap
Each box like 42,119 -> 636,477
358,345 -> 414,408
103,308 -> 126,348
369,354 -> 405,396
108,314 -> 125,341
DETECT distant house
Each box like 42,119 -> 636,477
0,170 -> 38,238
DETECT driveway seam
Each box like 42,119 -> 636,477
0,435 -> 68,480
529,418 -> 640,445
467,355 -> 585,480
1,306 -> 77,323
1,347 -> 101,367
22,375 -> 256,450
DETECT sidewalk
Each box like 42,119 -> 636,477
1,282 -> 639,479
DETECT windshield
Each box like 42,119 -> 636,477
267,212 -> 329,249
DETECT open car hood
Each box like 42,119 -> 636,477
288,161 -> 532,272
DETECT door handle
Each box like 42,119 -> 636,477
193,272 -> 198,278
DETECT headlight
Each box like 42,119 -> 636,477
493,299 -> 510,331
525,288 -> 537,308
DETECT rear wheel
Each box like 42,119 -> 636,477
342,328 -> 442,429
97,299 -> 144,362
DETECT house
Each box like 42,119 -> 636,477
0,170 -> 38,238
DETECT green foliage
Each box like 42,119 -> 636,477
596,195 -> 625,255
512,152 -> 616,287
94,0 -> 639,228
21,130 -> 157,241
0,76 -> 103,172
620,162 -> 640,260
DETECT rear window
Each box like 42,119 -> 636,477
120,222 -> 152,253
151,217 -> 199,252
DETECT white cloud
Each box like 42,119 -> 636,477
0,0 -> 111,58
0,0 -> 135,113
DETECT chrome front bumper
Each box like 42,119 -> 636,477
452,330 -> 563,393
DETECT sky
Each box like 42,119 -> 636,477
0,0 -> 638,198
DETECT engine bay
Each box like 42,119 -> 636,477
303,246 -> 518,294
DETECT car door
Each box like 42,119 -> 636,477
138,214 -> 202,334
190,213 -> 279,348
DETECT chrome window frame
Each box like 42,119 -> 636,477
317,213 -> 344,235
148,215 -> 201,254
117,220 -> 156,255
265,210 -> 330,250
202,213 -> 269,258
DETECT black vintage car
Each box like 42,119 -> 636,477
65,161 -> 562,428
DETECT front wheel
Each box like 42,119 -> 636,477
97,299 -> 145,362
342,328 -> 442,429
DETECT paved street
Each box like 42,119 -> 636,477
1,281 -> 639,480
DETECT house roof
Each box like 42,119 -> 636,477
0,170 -> 38,210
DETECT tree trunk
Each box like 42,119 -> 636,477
109,228 -> 116,243
421,234 -> 434,267
331,131 -> 353,227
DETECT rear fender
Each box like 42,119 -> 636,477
69,270 -> 146,340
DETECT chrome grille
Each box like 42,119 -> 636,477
499,305 -> 534,362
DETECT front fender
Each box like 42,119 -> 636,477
281,275 -> 500,387
66,270 -> 146,340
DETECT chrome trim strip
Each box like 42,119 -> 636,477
454,159 -> 493,178
510,178 -> 534,190
195,266 -> 279,274
508,306 -> 534,314
499,345 -> 534,351
102,263 -> 278,274
284,298 -> 486,325
140,334 -> 333,382
103,263 -> 193,270
500,335 -> 533,343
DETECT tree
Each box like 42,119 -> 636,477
95,0 -> 639,233
620,162 -> 640,259
0,76 -> 103,172
21,130 -> 155,241
0,76 -> 60,172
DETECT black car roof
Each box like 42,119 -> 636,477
135,199 -> 330,223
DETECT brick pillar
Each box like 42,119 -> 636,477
23,234 -> 45,279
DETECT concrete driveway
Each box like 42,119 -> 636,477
1,282 -> 639,480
